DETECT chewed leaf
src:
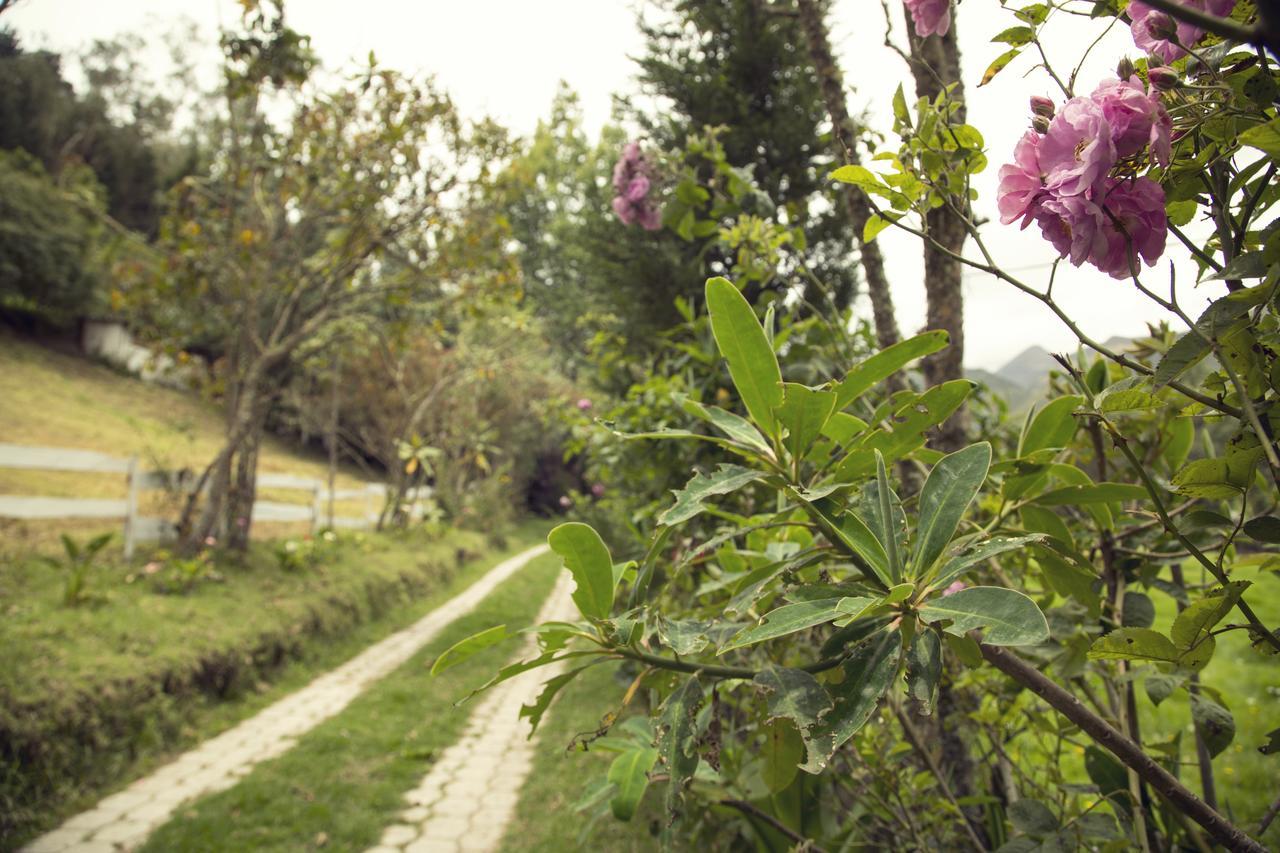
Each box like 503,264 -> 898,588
548,522 -> 616,620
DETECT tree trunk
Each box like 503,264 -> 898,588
794,0 -> 902,359
226,402 -> 266,552
904,11 -> 970,451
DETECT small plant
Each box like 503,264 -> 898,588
272,532 -> 337,573
136,544 -> 224,595
39,532 -> 113,607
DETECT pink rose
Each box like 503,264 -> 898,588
903,0 -> 951,37
1091,177 -> 1168,279
1091,77 -> 1172,165
1034,191 -> 1107,267
997,131 -> 1045,227
1038,96 -> 1116,197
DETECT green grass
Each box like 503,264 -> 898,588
141,550 -> 563,852
498,662 -> 660,852
1,521 -> 547,847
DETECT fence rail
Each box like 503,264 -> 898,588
0,443 -> 405,558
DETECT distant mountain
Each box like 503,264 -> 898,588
994,345 -> 1058,389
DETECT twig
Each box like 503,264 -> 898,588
720,799 -> 829,852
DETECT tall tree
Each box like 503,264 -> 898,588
131,6 -> 506,551
633,0 -> 862,311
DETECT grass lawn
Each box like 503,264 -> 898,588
1,521 -> 548,847
140,550 -> 563,852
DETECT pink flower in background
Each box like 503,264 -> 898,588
591,483 -> 606,498
997,131 -> 1045,227
611,142 -> 663,231
1091,177 -> 1169,279
576,398 -> 592,411
558,495 -> 572,509
1038,97 -> 1116,197
1092,77 -> 1172,165
942,581 -> 966,597
903,0 -> 951,37
204,536 -> 217,547
1128,0 -> 1237,63
143,561 -> 162,576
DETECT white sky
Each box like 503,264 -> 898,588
7,0 -> 1217,371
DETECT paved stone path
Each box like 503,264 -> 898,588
368,569 -> 578,853
23,544 -> 552,853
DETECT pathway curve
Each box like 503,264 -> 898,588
368,570 -> 578,853
23,544 -> 551,853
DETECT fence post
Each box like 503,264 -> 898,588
124,456 -> 140,560
310,484 -> 323,534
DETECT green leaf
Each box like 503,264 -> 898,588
873,451 -> 904,582
863,212 -> 897,243
680,397 -> 773,455
1244,516 -> 1280,543
1034,483 -> 1147,505
761,718 -> 804,794
548,522 -> 616,620
1087,628 -> 1179,664
705,276 -> 784,434
832,331 -> 949,410
657,676 -> 703,833
1145,673 -> 1181,706
1238,117 -> 1280,157
932,534 -> 1048,589
1009,799 -> 1059,835
830,164 -> 887,194
1122,592 -> 1155,628
892,83 -> 910,126
991,25 -> 1036,46
839,381 -> 974,477
1020,396 -> 1082,454
980,47 -> 1022,87
607,747 -> 658,820
720,597 -> 872,653
1085,747 -> 1130,817
431,625 -> 512,675
755,665 -> 833,739
906,628 -> 942,715
520,662 -> 598,735
659,464 -> 766,527
1170,582 -> 1248,670
1154,330 -> 1211,388
919,586 -> 1050,646
774,383 -> 836,461
836,511 -> 892,587
1191,695 -> 1235,758
911,443 -> 991,575
802,629 -> 900,772
1165,199 -> 1197,227
657,617 -> 712,656
1171,455 -> 1255,499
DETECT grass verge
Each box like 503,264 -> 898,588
1,521 -> 546,847
140,550 -> 562,852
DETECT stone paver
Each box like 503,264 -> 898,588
370,571 -> 578,853
21,544 -> 550,853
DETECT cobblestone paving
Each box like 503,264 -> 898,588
22,544 -> 551,853
367,569 -> 578,853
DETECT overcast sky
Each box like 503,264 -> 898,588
7,0 -> 1216,371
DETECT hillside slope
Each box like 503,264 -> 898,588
0,333 -> 373,551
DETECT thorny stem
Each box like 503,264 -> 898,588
979,642 -> 1266,853
1099,415 -> 1280,653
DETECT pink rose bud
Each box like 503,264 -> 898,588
1145,11 -> 1177,41
1147,66 -> 1180,91
1031,115 -> 1051,134
1030,95 -> 1055,119
576,398 -> 592,411
1116,56 -> 1137,80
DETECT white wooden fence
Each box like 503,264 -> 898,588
0,443 -> 412,559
